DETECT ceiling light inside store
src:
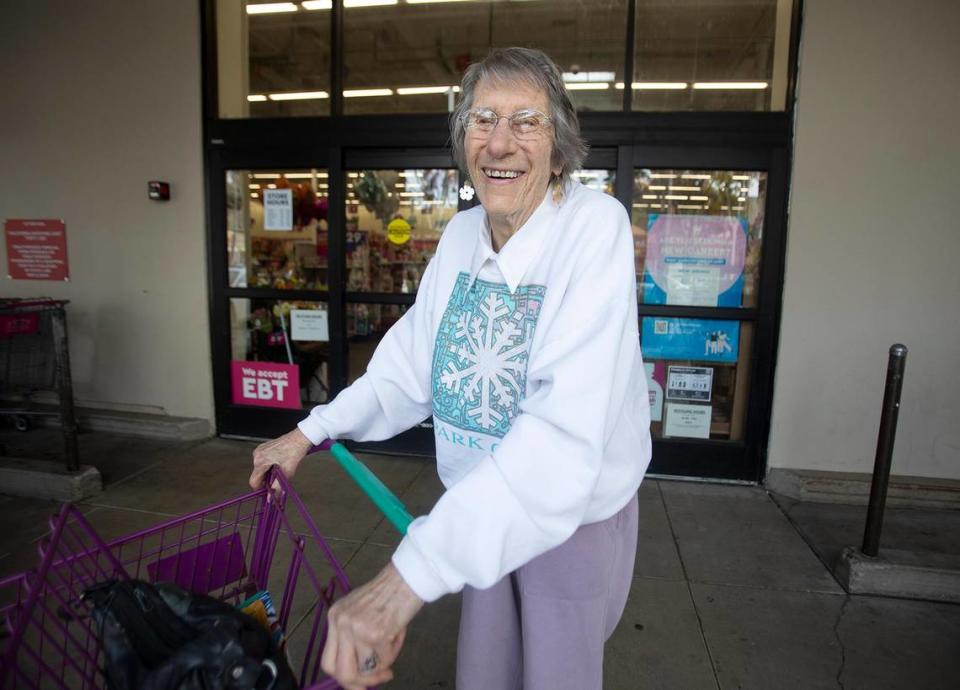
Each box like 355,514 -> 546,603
647,185 -> 666,191
406,0 -> 476,4
303,0 -> 399,8
396,86 -> 460,95
251,192 -> 260,198
249,184 -> 261,189
732,175 -> 751,180
689,195 -> 709,201
692,82 -> 768,90
664,195 -> 688,200
565,83 -> 609,91
642,195 -> 658,200
267,184 -> 277,189
615,82 -> 687,90
247,95 -> 268,102
677,204 -> 707,210
246,3 -> 298,14
681,174 -> 713,180
343,88 -> 393,97
650,173 -> 677,179
399,192 -> 424,197
738,197 -> 747,202
668,186 -> 701,192
269,91 -> 328,101
563,72 -> 616,83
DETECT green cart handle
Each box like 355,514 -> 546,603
311,440 -> 414,535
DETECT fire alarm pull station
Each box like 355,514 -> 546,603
148,181 -> 170,201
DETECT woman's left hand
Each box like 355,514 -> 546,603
321,561 -> 424,689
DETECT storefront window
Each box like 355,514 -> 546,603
226,169 -> 330,290
631,169 -> 765,308
344,168 -> 458,293
573,169 -> 616,196
343,0 -> 628,115
346,302 -> 411,385
632,0 -> 791,111
642,318 -> 754,442
229,298 -> 331,409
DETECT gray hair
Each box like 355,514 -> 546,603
450,47 -> 588,190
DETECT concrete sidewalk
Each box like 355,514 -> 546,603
1,428 -> 958,689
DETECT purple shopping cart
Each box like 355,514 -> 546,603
0,467 -> 354,689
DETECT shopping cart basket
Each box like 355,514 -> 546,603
0,298 -> 78,470
0,467 -> 354,689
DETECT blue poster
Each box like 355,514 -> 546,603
641,317 -> 740,363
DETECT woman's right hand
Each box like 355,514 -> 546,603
249,427 -> 315,489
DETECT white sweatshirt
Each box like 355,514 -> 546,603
298,180 -> 652,602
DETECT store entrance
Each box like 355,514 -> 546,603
207,148 -> 462,455
207,135 -> 788,482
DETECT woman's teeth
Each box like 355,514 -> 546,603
484,169 -> 522,179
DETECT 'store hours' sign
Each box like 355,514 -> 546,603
5,219 -> 69,281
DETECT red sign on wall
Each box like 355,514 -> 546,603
4,219 -> 69,281
231,360 -> 301,409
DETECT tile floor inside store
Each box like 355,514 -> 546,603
1,429 -> 959,689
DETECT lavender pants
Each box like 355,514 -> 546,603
456,493 -> 639,690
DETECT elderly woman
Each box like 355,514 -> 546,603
250,47 -> 651,690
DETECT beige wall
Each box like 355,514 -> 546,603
0,2 -> 213,422
768,0 -> 960,479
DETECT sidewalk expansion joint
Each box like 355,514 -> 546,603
658,480 -> 723,690
833,596 -> 850,690
768,490 -> 849,591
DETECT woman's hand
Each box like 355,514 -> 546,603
249,427 -> 314,489
321,562 -> 424,689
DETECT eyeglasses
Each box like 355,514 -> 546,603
461,108 -> 553,138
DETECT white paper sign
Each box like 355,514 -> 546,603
666,366 -> 713,402
263,188 -> 293,231
663,403 -> 712,439
290,309 -> 329,341
665,264 -> 721,306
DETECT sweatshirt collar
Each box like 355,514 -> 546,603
468,185 -> 565,293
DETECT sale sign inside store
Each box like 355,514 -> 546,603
231,360 -> 300,409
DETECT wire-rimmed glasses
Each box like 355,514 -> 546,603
461,108 -> 553,139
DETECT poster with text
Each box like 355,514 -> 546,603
263,188 -> 293,231
5,219 -> 69,281
664,403 -> 712,439
291,309 -> 329,341
641,317 -> 740,363
642,214 -> 746,307
666,365 -> 714,402
231,360 -> 300,409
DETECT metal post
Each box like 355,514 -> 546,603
49,305 -> 79,472
862,344 -> 908,557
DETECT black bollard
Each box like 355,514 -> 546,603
861,344 -> 908,557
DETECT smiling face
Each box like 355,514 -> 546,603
466,78 -> 560,244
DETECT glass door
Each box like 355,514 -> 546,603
629,145 -> 788,481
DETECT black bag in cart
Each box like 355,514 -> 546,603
83,579 -> 296,690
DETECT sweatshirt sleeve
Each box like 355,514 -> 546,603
297,258 -> 438,445
392,200 -> 639,602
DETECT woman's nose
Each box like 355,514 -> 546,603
485,118 -> 517,156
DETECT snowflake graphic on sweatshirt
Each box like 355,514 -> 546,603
432,272 -> 546,438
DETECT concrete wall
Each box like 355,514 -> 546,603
768,0 -> 960,479
0,2 -> 213,422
